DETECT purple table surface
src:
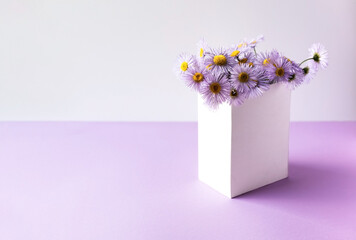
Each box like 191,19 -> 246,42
0,122 -> 355,240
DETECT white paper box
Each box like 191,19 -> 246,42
198,84 -> 291,198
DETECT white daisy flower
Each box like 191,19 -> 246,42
308,43 -> 328,70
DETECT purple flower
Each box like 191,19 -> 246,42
256,51 -> 271,67
204,47 -> 236,74
284,61 -> 305,90
227,46 -> 243,59
230,64 -> 258,92
265,55 -> 292,83
181,64 -> 209,92
200,74 -> 230,109
228,87 -> 246,106
308,43 -> 328,70
245,68 -> 271,98
175,53 -> 197,77
255,50 -> 280,68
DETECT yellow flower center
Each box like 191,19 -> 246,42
248,62 -> 254,67
213,55 -> 227,66
251,40 -> 257,44
206,64 -> 212,70
200,48 -> 204,58
230,50 -> 240,57
192,72 -> 204,82
238,72 -> 249,83
209,82 -> 221,94
263,58 -> 270,65
276,67 -> 285,77
180,62 -> 188,71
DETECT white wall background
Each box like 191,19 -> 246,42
0,0 -> 355,121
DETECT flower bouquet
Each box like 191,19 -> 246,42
174,36 -> 328,198
175,35 -> 327,109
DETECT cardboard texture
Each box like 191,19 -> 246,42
198,84 -> 291,198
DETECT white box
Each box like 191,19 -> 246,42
198,84 -> 291,198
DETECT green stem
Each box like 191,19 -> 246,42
299,58 -> 313,66
253,47 -> 257,56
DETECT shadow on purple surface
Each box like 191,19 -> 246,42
236,160 -> 355,223
242,161 -> 351,199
